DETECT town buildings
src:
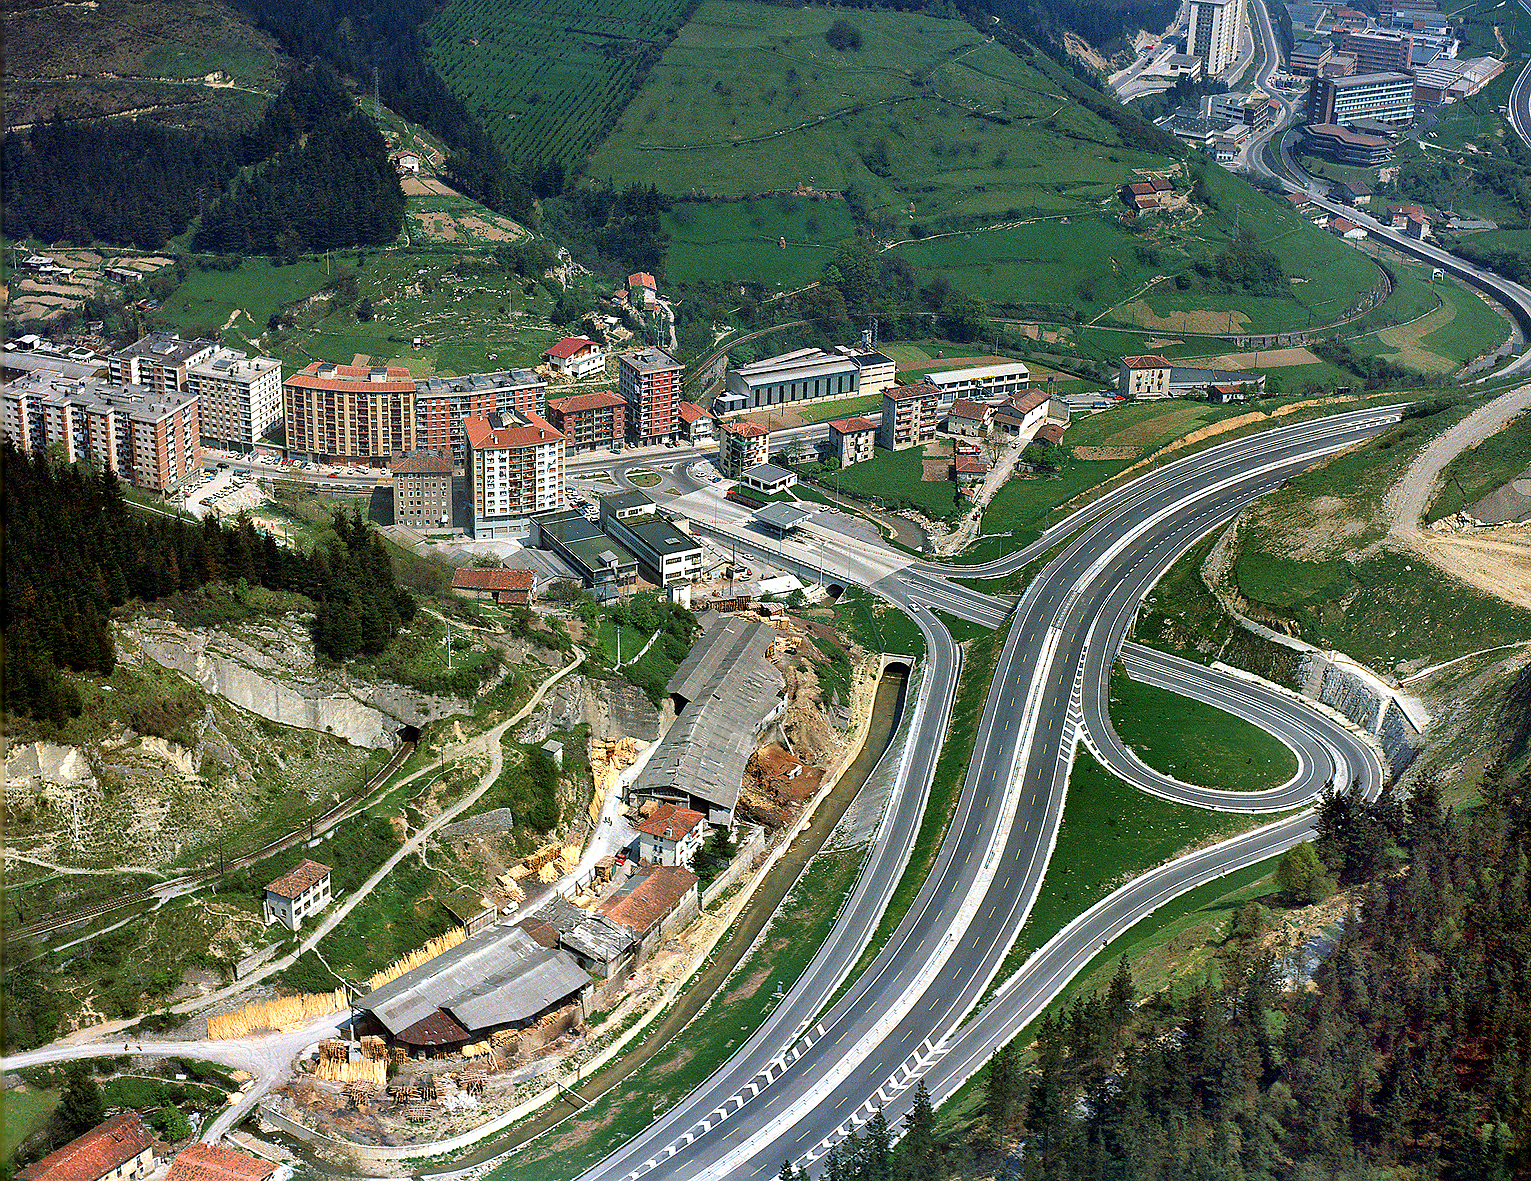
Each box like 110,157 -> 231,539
826,415 -> 877,465
3,372 -> 200,492
598,493 -> 703,586
546,389 -> 626,453
924,360 -> 1030,401
1305,123 -> 1396,164
1338,27 -> 1416,73
109,332 -> 216,394
463,410 -> 566,539
185,348 -> 282,451
263,860 -> 332,931
283,362 -> 417,464
414,370 -> 544,466
543,337 -> 605,379
1187,0 -> 1246,74
718,419 -> 770,477
879,379 -> 939,451
677,400 -> 714,444
529,510 -> 638,600
946,399 -> 996,438
739,463 -> 798,496
389,451 -> 454,529
619,347 -> 683,445
16,1114 -> 156,1181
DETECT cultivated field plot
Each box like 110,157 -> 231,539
662,196 -> 857,286
404,182 -> 531,247
426,0 -> 693,172
588,0 -> 1166,223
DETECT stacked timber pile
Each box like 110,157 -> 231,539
207,989 -> 348,1039
365,928 -> 467,992
313,1041 -> 387,1085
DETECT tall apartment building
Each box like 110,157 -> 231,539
414,370 -> 545,466
463,410 -> 566,538
1339,28 -> 1415,73
389,452 -> 455,529
1187,0 -> 1246,76
3,372 -> 200,492
547,389 -> 627,453
619,347 -> 683,445
718,420 -> 770,477
1308,71 -> 1415,125
109,332 -> 217,394
879,380 -> 939,452
185,348 -> 282,451
283,361 -> 416,464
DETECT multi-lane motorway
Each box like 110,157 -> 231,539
548,405 -> 1396,1181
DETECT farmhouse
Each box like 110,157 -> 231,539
166,1144 -> 291,1181
264,860 -> 332,931
1117,355 -> 1173,399
543,337 -> 605,379
635,803 -> 708,867
595,866 -> 701,960
946,398 -> 994,437
451,567 -> 535,606
17,1115 -> 156,1181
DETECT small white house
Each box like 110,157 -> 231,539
543,336 -> 606,379
636,803 -> 708,867
263,859 -> 332,931
739,463 -> 797,496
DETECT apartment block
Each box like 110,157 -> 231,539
185,348 -> 282,450
827,415 -> 877,466
547,389 -> 627,453
619,347 -> 683,445
389,451 -> 455,529
3,372 -> 201,492
1188,0 -> 1246,75
719,419 -> 770,477
464,410 -> 566,539
879,380 -> 939,451
1339,28 -> 1415,73
414,370 -> 544,465
109,331 -> 217,394
1118,354 -> 1173,398
283,361 -> 417,464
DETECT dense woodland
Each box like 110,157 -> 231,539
789,690 -> 1531,1181
1,443 -> 416,728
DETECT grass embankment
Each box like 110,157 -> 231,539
480,847 -> 869,1181
1343,261 -> 1511,376
833,586 -> 928,656
1425,409 -> 1531,522
1108,666 -> 1297,792
1,1085 -> 59,1160
830,444 -> 960,522
664,197 -> 858,286
981,749 -> 1301,1004
1231,401 -> 1531,671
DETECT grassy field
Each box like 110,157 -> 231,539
830,441 -> 960,520
1344,260 -> 1510,375
1425,409 -> 1531,522
2,1085 -> 58,1160
989,749 -> 1300,989
1108,666 -> 1297,791
427,0 -> 693,174
663,196 -> 857,286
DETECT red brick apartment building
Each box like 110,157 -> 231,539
547,389 -> 627,452
283,361 -> 416,464
618,347 -> 683,446
464,410 -> 566,538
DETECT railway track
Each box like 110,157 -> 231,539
10,739 -> 416,942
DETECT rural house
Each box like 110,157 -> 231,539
166,1144 -> 292,1181
263,860 -> 332,931
635,803 -> 708,867
17,1113 -> 156,1181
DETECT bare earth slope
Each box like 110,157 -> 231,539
1385,384 -> 1531,611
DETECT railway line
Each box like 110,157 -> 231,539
10,737 -> 416,942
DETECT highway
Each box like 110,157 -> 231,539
557,405 -> 1396,1181
1509,0 -> 1531,149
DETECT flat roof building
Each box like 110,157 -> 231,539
619,347 -> 683,445
1188,0 -> 1246,75
1308,71 -> 1415,126
739,462 -> 797,495
923,361 -> 1029,401
185,348 -> 282,451
530,509 -> 639,601
109,332 -> 216,394
601,512 -> 702,587
415,370 -> 544,465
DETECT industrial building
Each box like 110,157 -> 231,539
597,494 -> 703,586
923,361 -> 1030,401
725,348 -> 861,411
530,509 -> 639,600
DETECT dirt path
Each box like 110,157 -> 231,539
1385,383 -> 1531,610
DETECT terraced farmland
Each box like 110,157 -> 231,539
426,0 -> 693,173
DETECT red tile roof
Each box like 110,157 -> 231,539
1011,389 -> 1049,414
1133,195 -> 1160,209
954,456 -> 990,474
1329,217 -> 1360,233
544,337 -> 600,361
637,803 -> 706,842
947,399 -> 991,421
463,411 -> 563,450
390,453 -> 453,475
596,866 -> 698,935
265,859 -> 331,900
1128,183 -> 1156,196
285,362 -> 413,394
827,415 -> 877,433
548,389 -> 626,414
16,1113 -> 153,1181
453,568 -> 535,592
1034,423 -> 1066,444
1149,176 -> 1173,191
628,272 -> 657,291
166,1145 -> 278,1181
1120,355 -> 1171,369
884,379 -> 939,403
678,401 -> 712,423
721,420 -> 768,438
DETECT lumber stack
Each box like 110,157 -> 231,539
207,988 -> 349,1039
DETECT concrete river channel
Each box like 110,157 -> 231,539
403,661 -> 912,1176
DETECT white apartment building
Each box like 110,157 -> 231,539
186,348 -> 282,450
1188,0 -> 1246,76
464,410 -> 566,538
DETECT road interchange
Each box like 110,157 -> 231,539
548,404 -> 1397,1181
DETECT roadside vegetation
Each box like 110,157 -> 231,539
1425,409 -> 1531,522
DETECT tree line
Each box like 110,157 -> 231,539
2,443 -> 416,730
